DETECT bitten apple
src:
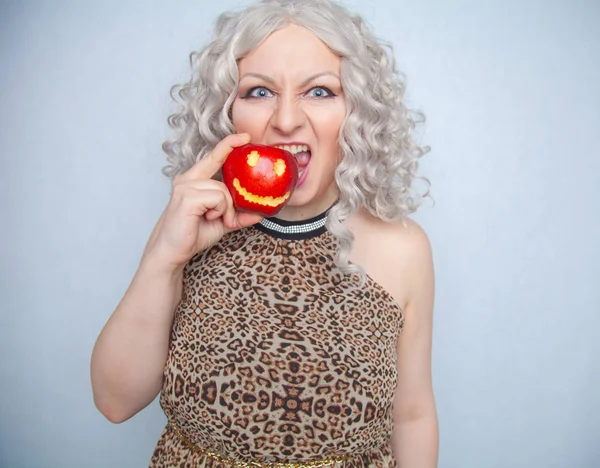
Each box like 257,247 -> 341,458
222,144 -> 299,216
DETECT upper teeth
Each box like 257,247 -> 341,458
275,144 -> 309,155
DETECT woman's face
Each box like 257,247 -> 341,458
231,24 -> 346,220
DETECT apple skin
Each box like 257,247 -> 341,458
222,144 -> 299,217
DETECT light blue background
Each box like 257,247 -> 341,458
1,0 -> 599,467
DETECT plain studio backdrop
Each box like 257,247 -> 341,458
1,0 -> 599,467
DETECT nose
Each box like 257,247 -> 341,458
269,95 -> 305,134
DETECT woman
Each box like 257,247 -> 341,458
91,0 -> 438,466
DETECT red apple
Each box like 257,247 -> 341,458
222,144 -> 299,216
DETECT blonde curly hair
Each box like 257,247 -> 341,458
162,0 -> 430,277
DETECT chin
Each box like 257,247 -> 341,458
287,184 -> 317,206
289,182 -> 337,211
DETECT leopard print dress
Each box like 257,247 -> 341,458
149,210 -> 404,468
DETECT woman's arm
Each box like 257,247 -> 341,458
90,133 -> 259,424
90,213 -> 184,424
390,222 -> 438,467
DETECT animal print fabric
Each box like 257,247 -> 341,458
150,226 -> 404,467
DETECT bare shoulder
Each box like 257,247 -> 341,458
348,209 -> 433,309
348,209 -> 433,268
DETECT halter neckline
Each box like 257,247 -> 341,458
255,206 -> 332,240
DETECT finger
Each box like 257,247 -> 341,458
181,180 -> 236,226
204,208 -> 223,221
226,212 -> 264,232
175,179 -> 260,231
178,189 -> 229,218
174,179 -> 232,199
220,188 -> 236,228
184,133 -> 251,181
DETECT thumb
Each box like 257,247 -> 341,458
185,133 -> 251,181
226,212 -> 264,232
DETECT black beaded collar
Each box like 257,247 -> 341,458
255,208 -> 330,240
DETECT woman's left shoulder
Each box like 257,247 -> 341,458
391,218 -> 433,268
351,210 -> 432,262
348,211 -> 433,309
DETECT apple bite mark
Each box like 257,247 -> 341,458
232,179 -> 291,207
273,159 -> 286,177
247,151 -> 261,167
247,152 -> 287,177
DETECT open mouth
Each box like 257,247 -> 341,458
274,144 -> 311,185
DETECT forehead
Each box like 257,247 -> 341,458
238,24 -> 341,77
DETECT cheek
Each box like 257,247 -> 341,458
316,121 -> 344,154
231,106 -> 252,132
311,106 -> 345,146
232,100 -> 271,134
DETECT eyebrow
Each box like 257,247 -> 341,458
239,72 -> 340,87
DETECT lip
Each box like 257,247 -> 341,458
296,159 -> 310,188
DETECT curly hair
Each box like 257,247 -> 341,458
162,0 -> 430,278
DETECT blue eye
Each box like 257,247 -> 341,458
306,86 -> 335,98
244,87 -> 273,98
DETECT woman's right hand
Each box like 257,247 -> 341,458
143,133 -> 263,272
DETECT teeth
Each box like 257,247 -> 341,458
275,144 -> 309,155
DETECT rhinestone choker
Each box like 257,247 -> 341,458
255,208 -> 330,240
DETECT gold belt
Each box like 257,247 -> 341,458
167,421 -> 353,468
